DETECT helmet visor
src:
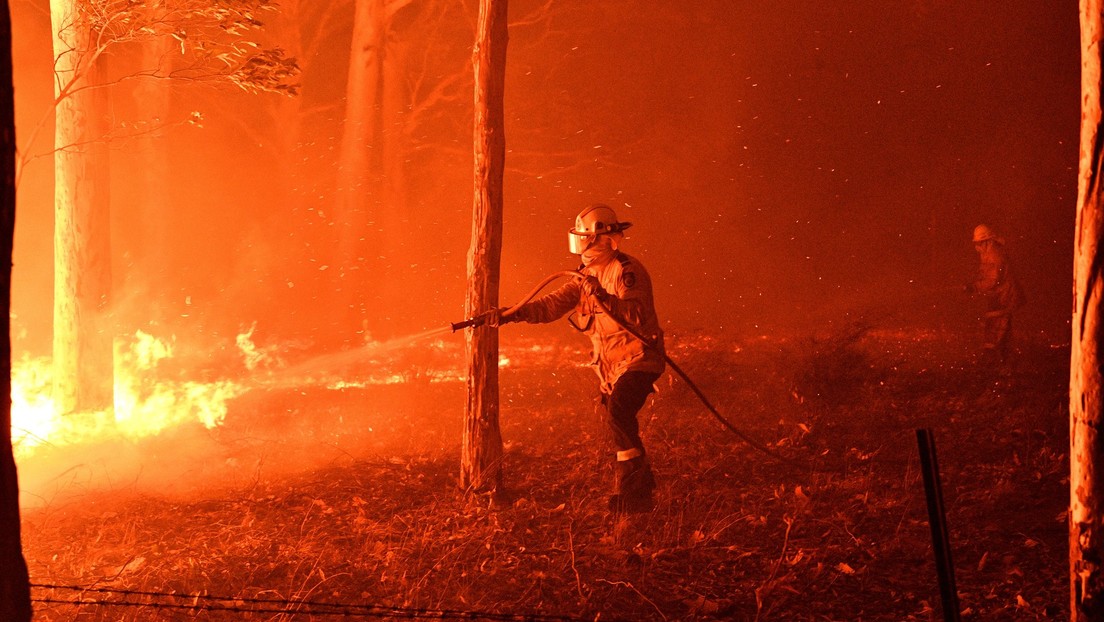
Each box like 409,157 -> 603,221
568,230 -> 594,254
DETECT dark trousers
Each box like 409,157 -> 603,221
983,313 -> 1012,361
602,371 -> 660,456
601,371 -> 660,496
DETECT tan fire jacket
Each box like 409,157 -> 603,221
973,243 -> 1025,316
512,252 -> 665,393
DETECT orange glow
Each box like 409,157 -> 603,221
11,331 -> 246,459
10,355 -> 57,455
9,329 -> 477,460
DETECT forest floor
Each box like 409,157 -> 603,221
18,315 -> 1070,621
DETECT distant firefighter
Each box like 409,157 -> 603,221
490,204 -> 665,513
965,224 -> 1024,366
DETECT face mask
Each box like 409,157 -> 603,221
581,235 -> 616,267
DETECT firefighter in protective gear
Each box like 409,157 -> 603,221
491,204 -> 665,512
966,224 -> 1024,367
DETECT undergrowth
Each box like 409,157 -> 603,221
21,324 -> 1069,621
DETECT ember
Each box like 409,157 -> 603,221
0,0 -> 1082,620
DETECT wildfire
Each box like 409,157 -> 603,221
10,354 -> 56,455
9,326 -> 472,460
10,330 -> 246,459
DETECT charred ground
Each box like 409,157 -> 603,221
20,317 -> 1069,621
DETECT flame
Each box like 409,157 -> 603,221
11,330 -> 247,460
236,321 -> 282,371
113,331 -> 242,435
11,326 -> 471,460
10,354 -> 59,454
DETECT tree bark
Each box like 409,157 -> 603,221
0,0 -> 32,617
1074,3 -> 1104,620
130,34 -> 174,324
51,0 -> 113,414
273,0 -> 305,201
335,0 -> 386,338
375,27 -> 409,314
461,0 -> 507,494
381,31 -> 408,250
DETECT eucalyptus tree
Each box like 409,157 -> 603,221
462,0 -> 507,496
42,0 -> 296,414
1074,3 -> 1104,620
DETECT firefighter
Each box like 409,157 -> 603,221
965,224 -> 1024,368
490,204 -> 665,513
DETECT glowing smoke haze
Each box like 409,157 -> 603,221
6,1 -> 1077,500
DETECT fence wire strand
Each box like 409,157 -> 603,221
31,583 -> 588,621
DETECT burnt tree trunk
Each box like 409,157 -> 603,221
461,0 -> 507,494
0,0 -> 32,618
1074,3 -> 1104,620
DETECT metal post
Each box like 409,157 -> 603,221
916,428 -> 961,622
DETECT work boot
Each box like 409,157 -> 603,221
609,458 -> 655,513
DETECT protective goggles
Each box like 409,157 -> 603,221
568,230 -> 596,254
567,222 -> 631,254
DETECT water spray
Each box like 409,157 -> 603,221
253,326 -> 456,390
451,271 -> 803,468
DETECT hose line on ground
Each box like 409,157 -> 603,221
499,271 -> 805,469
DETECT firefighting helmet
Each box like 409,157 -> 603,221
972,224 -> 1000,244
568,204 -> 632,254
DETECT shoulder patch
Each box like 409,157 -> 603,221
622,271 -> 637,289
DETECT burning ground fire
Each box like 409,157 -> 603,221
10,331 -> 244,459
9,326 -> 471,461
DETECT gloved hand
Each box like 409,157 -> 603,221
486,306 -> 516,328
581,276 -> 610,302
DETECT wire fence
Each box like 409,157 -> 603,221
31,583 -> 591,621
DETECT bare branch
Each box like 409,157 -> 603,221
507,0 -> 556,29
19,0 -> 302,186
22,112 -> 203,169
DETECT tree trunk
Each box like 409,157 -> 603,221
272,0 -> 304,198
0,1 -> 32,617
335,0 -> 386,339
381,33 -> 408,252
376,30 -> 408,315
1074,3 -> 1104,620
51,0 -> 113,414
130,34 -> 173,325
461,0 -> 507,495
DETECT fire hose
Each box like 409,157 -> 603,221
452,271 -> 802,468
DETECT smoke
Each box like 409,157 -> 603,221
8,1 -> 1078,505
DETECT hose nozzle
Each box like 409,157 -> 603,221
450,272 -> 583,332
450,310 -> 493,332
